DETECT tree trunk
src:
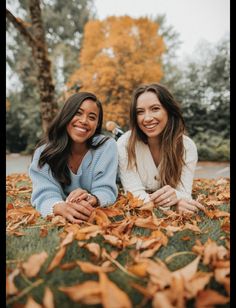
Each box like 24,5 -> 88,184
6,0 -> 58,133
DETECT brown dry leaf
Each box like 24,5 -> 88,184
39,226 -> 48,238
214,267 -> 230,294
25,296 -> 42,308
76,260 -> 114,273
152,290 -> 175,308
137,201 -> 155,211
103,234 -> 123,248
50,215 -> 67,226
203,240 -> 228,265
146,259 -> 172,289
183,222 -> 201,233
79,242 -> 101,259
22,251 -> 48,278
43,286 -> 54,308
97,207 -> 124,217
134,216 -> 160,230
88,208 -> 111,226
205,209 -> 230,219
139,242 -> 162,258
127,262 -> 148,277
6,268 -> 20,296
60,261 -> 77,270
99,272 -> 132,308
151,230 -> 168,246
59,281 -> 101,304
60,231 -> 74,247
46,246 -> 66,273
172,256 -> 201,282
195,289 -> 230,308
184,271 -> 213,299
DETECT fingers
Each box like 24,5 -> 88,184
188,199 -> 205,211
150,185 -> 177,207
66,189 -> 88,203
177,199 -> 204,214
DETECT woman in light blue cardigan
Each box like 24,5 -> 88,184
29,92 -> 118,223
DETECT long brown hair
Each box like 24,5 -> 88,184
127,83 -> 186,188
35,92 -> 109,187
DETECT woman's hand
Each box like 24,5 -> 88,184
176,199 -> 205,214
149,185 -> 178,208
53,200 -> 94,223
66,188 -> 89,203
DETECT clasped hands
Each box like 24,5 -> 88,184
53,188 -> 97,223
149,185 -> 204,214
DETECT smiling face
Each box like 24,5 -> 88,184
136,91 -> 168,140
66,99 -> 99,146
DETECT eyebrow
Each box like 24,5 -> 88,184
78,107 -> 98,117
136,103 -> 161,109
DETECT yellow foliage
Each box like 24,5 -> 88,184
67,16 -> 166,128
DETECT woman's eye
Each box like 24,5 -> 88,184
89,116 -> 96,121
137,110 -> 144,115
152,107 -> 160,112
76,110 -> 82,115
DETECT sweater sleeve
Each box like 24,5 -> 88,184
117,134 -> 150,203
29,147 -> 65,217
175,136 -> 198,200
90,139 -> 118,206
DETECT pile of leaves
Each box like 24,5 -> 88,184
6,174 -> 230,307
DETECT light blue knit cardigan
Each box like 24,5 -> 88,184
29,135 -> 118,217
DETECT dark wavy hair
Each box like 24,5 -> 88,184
35,92 -> 109,187
127,83 -> 186,188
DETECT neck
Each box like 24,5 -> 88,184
147,137 -> 161,149
71,143 -> 88,155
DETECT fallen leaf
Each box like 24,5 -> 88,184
6,268 -> 20,296
43,286 -> 54,308
99,272 -> 132,308
25,296 -> 42,308
59,281 -> 101,304
22,251 -> 48,278
46,246 -> 66,273
195,289 -> 229,307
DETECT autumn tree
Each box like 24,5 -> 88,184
6,0 -> 58,133
67,16 -> 166,127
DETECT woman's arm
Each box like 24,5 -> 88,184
29,147 -> 67,217
117,135 -> 150,203
90,138 -> 119,206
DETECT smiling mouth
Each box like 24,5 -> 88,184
74,126 -> 88,133
144,123 -> 158,129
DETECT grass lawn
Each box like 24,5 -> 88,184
6,174 -> 230,307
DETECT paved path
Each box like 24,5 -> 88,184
6,154 -> 230,178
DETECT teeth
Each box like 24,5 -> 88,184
75,127 -> 87,132
145,124 -> 156,129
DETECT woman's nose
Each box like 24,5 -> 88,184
143,113 -> 154,121
78,115 -> 88,124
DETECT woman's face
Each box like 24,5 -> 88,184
66,99 -> 99,145
136,91 -> 168,139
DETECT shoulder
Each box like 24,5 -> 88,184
117,130 -> 131,147
93,134 -> 117,151
183,135 -> 197,151
183,135 -> 198,160
32,144 -> 46,160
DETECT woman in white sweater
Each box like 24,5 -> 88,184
117,83 -> 204,213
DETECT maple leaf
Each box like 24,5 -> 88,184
99,272 -> 132,308
6,268 -> 20,296
195,289 -> 229,307
59,281 -> 102,304
42,286 -> 54,308
22,251 -> 48,278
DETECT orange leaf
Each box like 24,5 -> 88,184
6,268 -> 20,296
172,256 -> 201,281
22,251 -> 48,278
99,272 -> 132,308
59,281 -> 101,304
43,286 -> 54,308
195,289 -> 229,307
46,246 -> 66,273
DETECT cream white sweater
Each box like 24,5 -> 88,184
117,130 -> 198,203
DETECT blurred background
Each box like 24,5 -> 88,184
6,0 -> 229,166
